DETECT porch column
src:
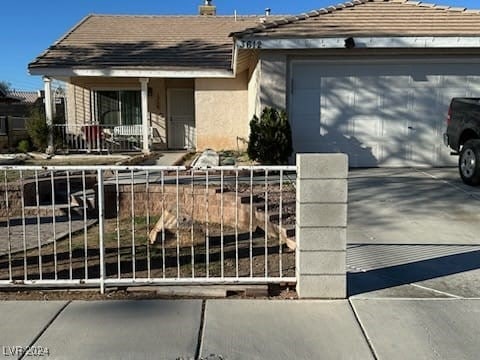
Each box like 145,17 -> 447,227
43,76 -> 54,154
140,77 -> 150,154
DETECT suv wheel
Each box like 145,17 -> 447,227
459,139 -> 480,186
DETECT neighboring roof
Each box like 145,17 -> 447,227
0,88 -> 20,104
231,0 -> 480,38
0,89 -> 40,105
4,91 -> 41,105
29,15 -> 265,71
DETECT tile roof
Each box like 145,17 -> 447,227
231,0 -> 480,38
6,91 -> 41,104
29,15 -> 265,71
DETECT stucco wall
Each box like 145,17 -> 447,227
195,71 -> 249,151
259,52 -> 288,111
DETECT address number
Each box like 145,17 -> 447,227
239,40 -> 262,49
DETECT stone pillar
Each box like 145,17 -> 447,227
43,76 -> 54,154
140,77 -> 150,154
296,154 -> 348,298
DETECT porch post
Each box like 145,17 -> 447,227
140,77 -> 150,154
43,76 -> 54,154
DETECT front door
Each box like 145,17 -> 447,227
167,88 -> 196,149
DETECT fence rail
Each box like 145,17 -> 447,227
0,165 -> 296,292
53,124 -> 163,153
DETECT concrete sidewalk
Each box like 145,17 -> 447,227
1,298 -> 480,359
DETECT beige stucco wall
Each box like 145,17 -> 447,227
67,75 -> 252,151
259,52 -> 288,112
195,71 -> 249,151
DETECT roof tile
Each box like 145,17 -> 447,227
31,0 -> 480,72
232,0 -> 480,38
30,15 -> 265,71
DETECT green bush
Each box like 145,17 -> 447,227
247,107 -> 293,165
17,139 -> 30,153
26,108 -> 49,151
26,108 -> 62,152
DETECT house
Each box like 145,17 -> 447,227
28,2 -> 266,154
29,0 -> 480,166
0,89 -> 43,151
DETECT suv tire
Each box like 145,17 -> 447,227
459,139 -> 480,186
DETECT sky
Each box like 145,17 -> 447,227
1,0 -> 479,91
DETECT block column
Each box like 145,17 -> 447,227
296,154 -> 348,298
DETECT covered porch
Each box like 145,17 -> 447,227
43,76 -> 196,154
28,13 -> 259,155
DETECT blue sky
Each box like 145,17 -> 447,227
1,0 -> 479,91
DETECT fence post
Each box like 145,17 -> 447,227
97,169 -> 106,294
296,154 -> 348,298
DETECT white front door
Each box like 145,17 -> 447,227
167,88 -> 196,149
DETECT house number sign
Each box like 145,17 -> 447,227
238,40 -> 262,49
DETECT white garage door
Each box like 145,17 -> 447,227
290,60 -> 480,167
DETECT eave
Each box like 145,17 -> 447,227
235,36 -> 480,50
28,67 -> 236,79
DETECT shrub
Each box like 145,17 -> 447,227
247,107 -> 293,165
17,139 -> 30,153
26,108 -> 62,152
26,108 -> 49,151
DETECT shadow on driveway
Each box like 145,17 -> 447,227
348,246 -> 480,296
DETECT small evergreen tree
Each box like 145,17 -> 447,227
26,108 -> 63,152
26,108 -> 49,152
247,107 -> 293,165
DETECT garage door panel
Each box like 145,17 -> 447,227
291,60 -> 480,167
291,114 -> 321,147
354,91 -> 381,114
411,93 -> 438,116
291,90 -> 320,116
293,66 -> 321,90
351,116 -> 380,140
441,76 -> 473,89
292,114 -> 320,133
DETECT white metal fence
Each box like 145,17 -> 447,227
0,165 -> 296,292
53,124 -> 163,153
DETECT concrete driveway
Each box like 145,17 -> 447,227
347,167 -> 480,298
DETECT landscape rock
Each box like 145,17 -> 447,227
191,149 -> 219,168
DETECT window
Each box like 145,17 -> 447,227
95,90 -> 141,125
10,117 -> 26,130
